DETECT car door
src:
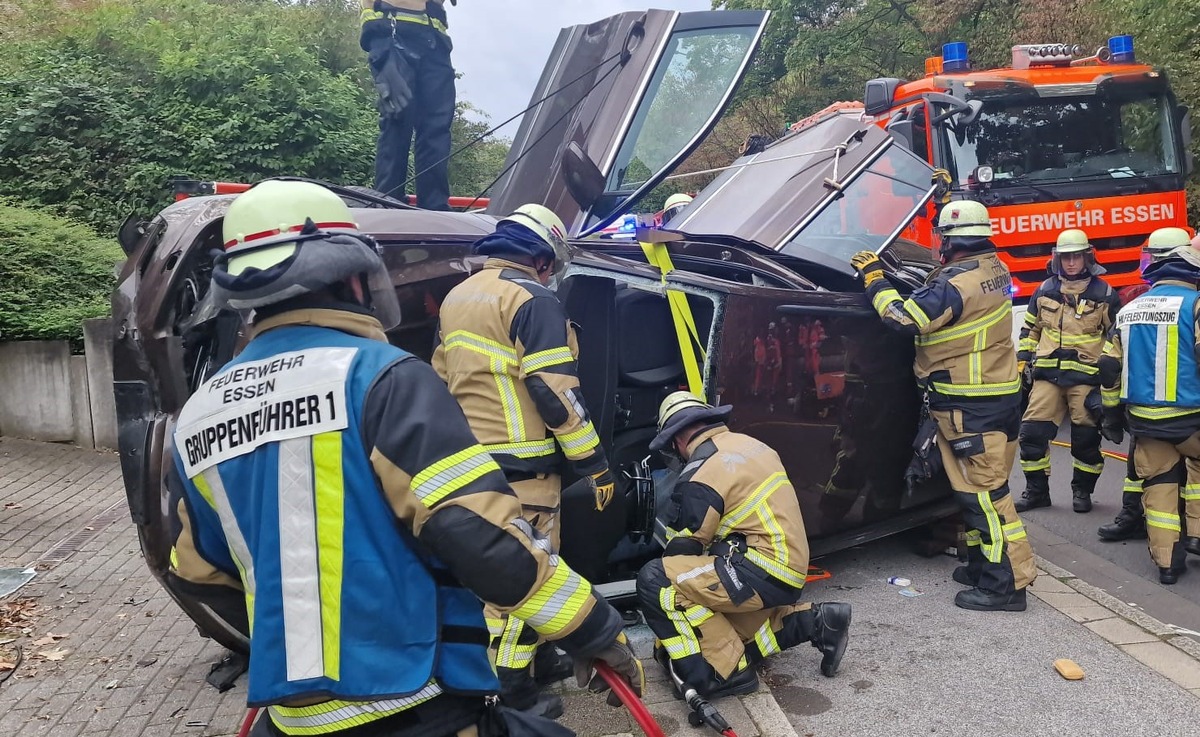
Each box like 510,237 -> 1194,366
485,8 -> 769,236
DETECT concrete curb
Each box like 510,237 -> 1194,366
1032,555 -> 1200,696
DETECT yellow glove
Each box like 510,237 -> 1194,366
574,631 -> 645,707
849,250 -> 885,286
589,468 -> 615,511
1017,360 -> 1027,375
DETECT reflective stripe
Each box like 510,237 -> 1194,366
313,432 -> 344,681
485,617 -> 505,639
512,560 -> 591,637
1129,405 -> 1200,420
1182,484 -> 1200,501
915,303 -> 1010,347
495,617 -> 535,669
1072,457 -> 1104,475
278,438 -> 324,682
1033,357 -> 1099,375
269,682 -> 443,735
1124,477 -> 1144,493
745,549 -> 807,589
558,422 -> 600,457
443,331 -> 518,364
903,301 -> 931,329
411,445 -> 501,508
1164,322 -> 1178,402
717,473 -> 788,538
360,8 -> 448,34
684,604 -> 715,628
659,587 -> 701,658
1002,519 -> 1027,542
493,360 -> 524,443
1021,456 -> 1051,473
872,288 -> 902,315
1102,386 -> 1122,408
1044,328 -> 1101,347
977,492 -> 1005,564
931,377 -> 1021,396
1023,311 -> 1037,326
194,469 -> 257,621
482,438 -> 557,459
522,346 -> 574,374
1018,338 -> 1038,353
965,529 -> 982,547
674,562 -> 714,584
752,620 -> 781,658
1145,509 -> 1181,532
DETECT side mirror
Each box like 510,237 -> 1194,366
864,78 -> 902,116
961,100 -> 983,126
561,141 -> 606,210
117,214 -> 147,256
1180,105 -> 1194,176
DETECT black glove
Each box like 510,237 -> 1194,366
367,37 -> 415,119
573,632 -> 645,707
1101,406 -> 1125,445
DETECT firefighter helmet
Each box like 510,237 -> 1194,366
1050,229 -> 1100,278
476,203 -> 573,285
1147,227 -> 1191,261
649,391 -> 732,452
1054,229 -> 1092,254
662,192 -> 694,226
212,180 -> 401,328
935,200 -> 993,237
1169,243 -> 1200,270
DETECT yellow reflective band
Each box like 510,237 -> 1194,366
745,549 -> 807,588
903,300 -> 931,329
755,504 -> 790,568
659,587 -> 702,658
1182,484 -> 1200,501
1129,405 -> 1200,420
684,604 -> 715,628
412,445 -> 501,508
977,492 -> 1005,564
1021,456 -> 1051,473
931,378 -> 1022,396
753,620 -> 781,658
485,617 -> 505,638
513,561 -> 591,637
1002,519 -> 1027,542
360,8 -> 448,34
1058,360 -> 1099,375
1165,323 -> 1179,402
491,363 -> 524,443
639,241 -> 707,395
495,617 -> 535,669
1044,329 -> 1102,347
915,303 -> 1010,346
483,438 -> 557,459
1018,338 -> 1037,353
716,472 -> 788,538
1102,386 -> 1121,408
558,422 -> 600,457
872,287 -> 902,315
522,346 -> 574,374
269,682 -> 443,735
313,432 -> 345,681
169,546 -> 180,569
965,529 -> 982,547
1145,509 -> 1181,532
1123,478 -> 1144,493
1023,311 -> 1038,326
444,331 -> 518,364
193,470 -> 256,631
1071,457 -> 1104,475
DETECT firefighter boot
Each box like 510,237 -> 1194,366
1071,469 -> 1099,513
653,644 -> 758,700
1160,543 -> 1189,585
498,668 -> 564,719
1097,492 -> 1147,541
1186,536 -> 1200,557
954,586 -> 1028,612
809,602 -> 852,677
1015,472 -> 1052,512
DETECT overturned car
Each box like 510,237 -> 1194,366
112,8 -> 956,653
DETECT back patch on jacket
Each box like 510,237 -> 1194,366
175,347 -> 356,477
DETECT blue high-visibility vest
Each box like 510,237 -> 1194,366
1118,284 -> 1200,410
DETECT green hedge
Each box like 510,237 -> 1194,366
0,200 -> 124,345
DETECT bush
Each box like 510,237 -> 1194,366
0,199 -> 124,346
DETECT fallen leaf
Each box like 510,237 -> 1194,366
136,657 -> 158,667
3,502 -> 21,509
36,648 -> 69,661
31,633 -> 67,647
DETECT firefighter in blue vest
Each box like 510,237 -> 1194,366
360,1 -> 455,209
1100,239 -> 1200,584
1014,229 -> 1121,514
168,181 -> 642,736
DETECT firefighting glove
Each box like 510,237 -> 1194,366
1101,406 -> 1126,445
367,37 -> 415,119
574,631 -> 645,707
589,468 -> 615,511
849,251 -> 885,287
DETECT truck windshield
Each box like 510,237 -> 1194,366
942,87 -> 1179,186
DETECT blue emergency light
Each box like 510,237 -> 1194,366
618,214 -> 637,233
1108,35 -> 1135,63
942,42 -> 970,73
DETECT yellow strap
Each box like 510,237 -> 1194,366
640,241 -> 706,395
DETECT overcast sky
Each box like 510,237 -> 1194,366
450,1 -> 713,130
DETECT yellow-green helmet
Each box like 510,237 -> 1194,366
935,200 -> 993,237
649,391 -> 732,451
1146,227 -> 1191,261
661,193 -> 694,226
1054,229 -> 1092,254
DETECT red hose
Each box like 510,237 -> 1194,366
595,662 -> 668,737
237,707 -> 260,737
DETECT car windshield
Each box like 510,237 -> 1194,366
942,87 -> 1180,185
779,144 -> 935,268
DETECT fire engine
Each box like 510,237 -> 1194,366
792,35 -> 1194,297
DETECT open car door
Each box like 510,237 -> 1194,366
485,9 -> 769,236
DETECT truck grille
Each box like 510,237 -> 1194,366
1006,234 -> 1148,259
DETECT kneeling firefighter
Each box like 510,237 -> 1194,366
636,392 -> 852,699
168,181 -> 642,737
432,204 -> 616,716
1014,229 -> 1121,513
851,200 -> 1037,611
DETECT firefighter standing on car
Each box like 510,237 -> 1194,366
360,1 -> 455,210
1100,238 -> 1200,584
635,391 -> 852,699
432,204 -> 615,717
1099,227 -> 1197,544
850,200 -> 1037,612
166,181 -> 642,737
1013,229 -> 1121,514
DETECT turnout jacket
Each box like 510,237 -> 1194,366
433,258 -> 608,478
663,425 -> 810,606
171,309 -> 619,730
865,248 -> 1020,412
1101,267 -> 1200,438
1017,275 -> 1120,386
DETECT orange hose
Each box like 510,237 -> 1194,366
595,662 -> 668,737
1050,439 -> 1127,461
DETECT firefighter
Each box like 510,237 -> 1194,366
660,193 -> 693,226
1014,229 -> 1121,513
360,1 -> 455,210
635,391 -> 852,698
432,204 -> 615,716
167,181 -> 642,737
1099,227 -> 1192,542
1101,237 -> 1200,582
850,200 -> 1037,611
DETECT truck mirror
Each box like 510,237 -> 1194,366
561,140 -> 606,210
1180,106 -> 1193,176
117,214 -> 147,256
864,78 -> 903,116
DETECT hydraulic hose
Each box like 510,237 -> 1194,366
595,662 -> 667,737
1050,439 -> 1126,461
237,707 -> 260,737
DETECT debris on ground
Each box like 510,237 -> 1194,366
1054,658 -> 1085,680
0,597 -> 40,632
0,568 -> 36,598
898,587 -> 925,598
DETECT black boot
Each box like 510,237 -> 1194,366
1098,492 -> 1146,541
810,602 -> 852,677
952,565 -> 978,586
1186,536 -> 1200,556
1159,543 -> 1188,585
532,644 -> 573,687
1071,469 -> 1099,513
954,587 -> 1027,612
498,667 -> 564,719
653,644 -> 758,700
1015,473 -> 1052,512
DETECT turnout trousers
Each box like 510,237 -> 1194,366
932,409 -> 1037,595
1132,433 -> 1200,567
1018,382 -> 1105,495
636,555 -> 812,688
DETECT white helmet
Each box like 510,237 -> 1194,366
649,391 -> 731,452
661,193 -> 694,226
1054,229 -> 1092,254
935,200 -> 993,237
499,204 -> 569,261
1147,227 -> 1191,262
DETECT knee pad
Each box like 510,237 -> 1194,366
636,558 -> 669,612
1070,424 -> 1102,463
1019,421 -> 1057,458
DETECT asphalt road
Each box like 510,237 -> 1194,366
1009,427 -> 1200,631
